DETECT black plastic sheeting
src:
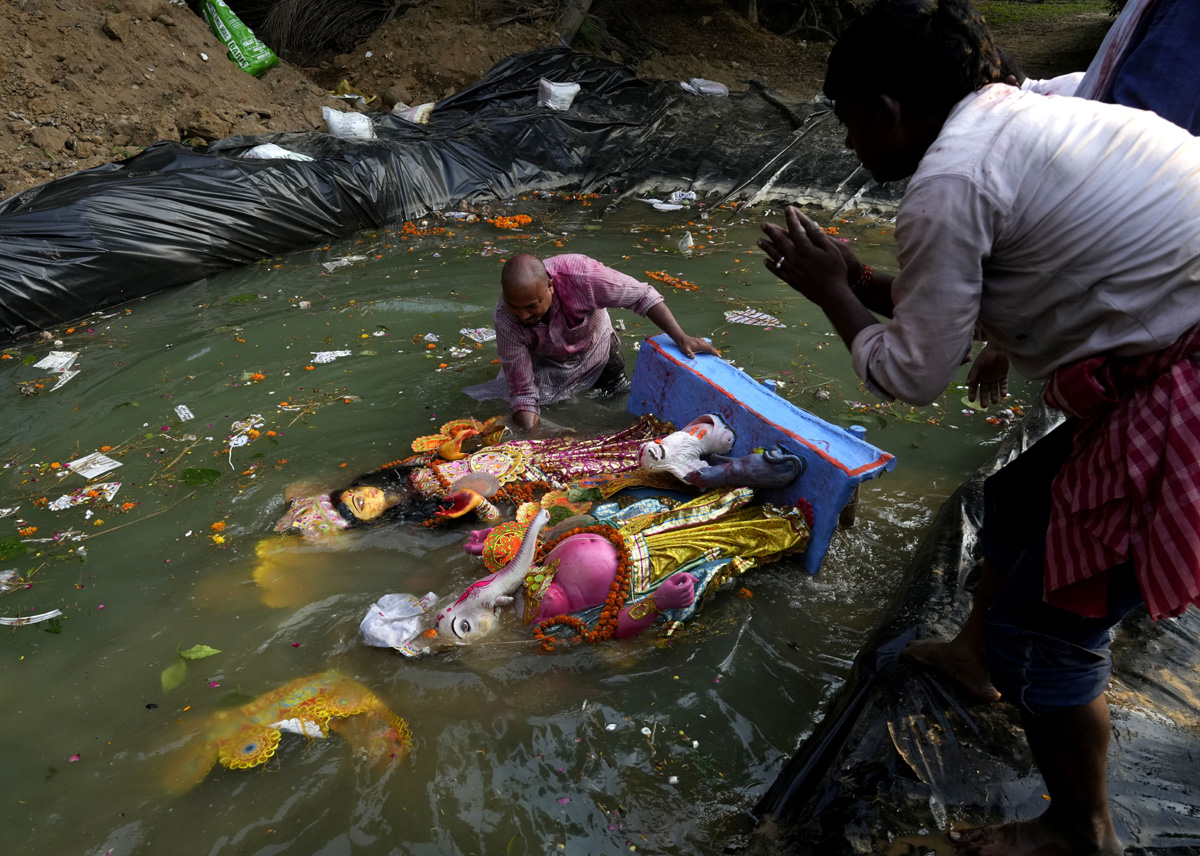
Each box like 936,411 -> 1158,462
748,401 -> 1200,855
0,47 -> 882,342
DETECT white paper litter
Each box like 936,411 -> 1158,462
48,482 -> 121,511
175,404 -> 195,421
49,369 -> 80,391
459,327 -> 495,343
33,351 -> 78,372
724,309 -> 787,328
0,507 -> 19,518
67,452 -> 123,479
422,333 -> 439,343
678,231 -> 694,251
448,347 -> 472,358
310,350 -> 352,364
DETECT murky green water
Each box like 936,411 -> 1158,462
0,196 -> 1037,855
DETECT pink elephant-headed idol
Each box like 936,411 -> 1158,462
435,510 -> 696,645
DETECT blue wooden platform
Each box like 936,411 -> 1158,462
628,334 -> 897,573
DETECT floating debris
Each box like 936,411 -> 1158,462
724,309 -> 786,328
48,482 -> 121,511
0,608 -> 63,627
459,327 -> 495,343
310,350 -> 352,364
321,255 -> 367,272
67,452 -> 123,479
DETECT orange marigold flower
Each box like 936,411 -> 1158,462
339,462 -> 348,468
266,430 -> 277,437
247,429 -> 260,439
426,343 -> 436,349
99,445 -> 112,452
49,462 -> 61,469
304,366 -> 315,371
422,628 -> 438,639
0,354 -> 10,360
437,363 -> 448,369
121,502 -> 136,511
19,526 -> 37,536
210,521 -> 226,532
250,372 -> 265,381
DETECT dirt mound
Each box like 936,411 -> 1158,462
0,0 -> 342,198
0,0 -> 1108,204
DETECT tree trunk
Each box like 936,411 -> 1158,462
558,0 -> 594,43
747,0 -> 758,26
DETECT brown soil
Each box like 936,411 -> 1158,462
0,0 -> 1109,201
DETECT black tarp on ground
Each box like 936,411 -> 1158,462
0,48 -> 886,342
748,401 -> 1200,855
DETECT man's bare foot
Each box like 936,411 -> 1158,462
948,814 -> 1122,856
901,635 -> 1002,702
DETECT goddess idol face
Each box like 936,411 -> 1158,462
339,485 -> 389,522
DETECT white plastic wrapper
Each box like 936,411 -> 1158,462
459,327 -> 496,343
321,106 -> 377,140
242,143 -> 315,161
537,78 -> 581,111
321,255 -> 367,272
680,78 -> 729,97
310,350 -> 353,364
360,592 -> 437,649
395,102 -> 434,124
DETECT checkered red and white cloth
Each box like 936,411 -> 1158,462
1043,323 -> 1200,620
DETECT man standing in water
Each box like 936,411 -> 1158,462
759,1 -> 1200,853
466,253 -> 719,432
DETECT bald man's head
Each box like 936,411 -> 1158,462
501,254 -> 554,326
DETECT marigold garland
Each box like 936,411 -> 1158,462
645,270 -> 699,292
494,480 -> 552,506
399,221 -> 447,236
530,524 -> 633,652
487,214 -> 532,230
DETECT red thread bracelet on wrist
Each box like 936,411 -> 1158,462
851,265 -> 873,293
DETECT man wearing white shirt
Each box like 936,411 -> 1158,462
759,1 -> 1200,853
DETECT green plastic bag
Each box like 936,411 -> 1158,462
200,0 -> 280,77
